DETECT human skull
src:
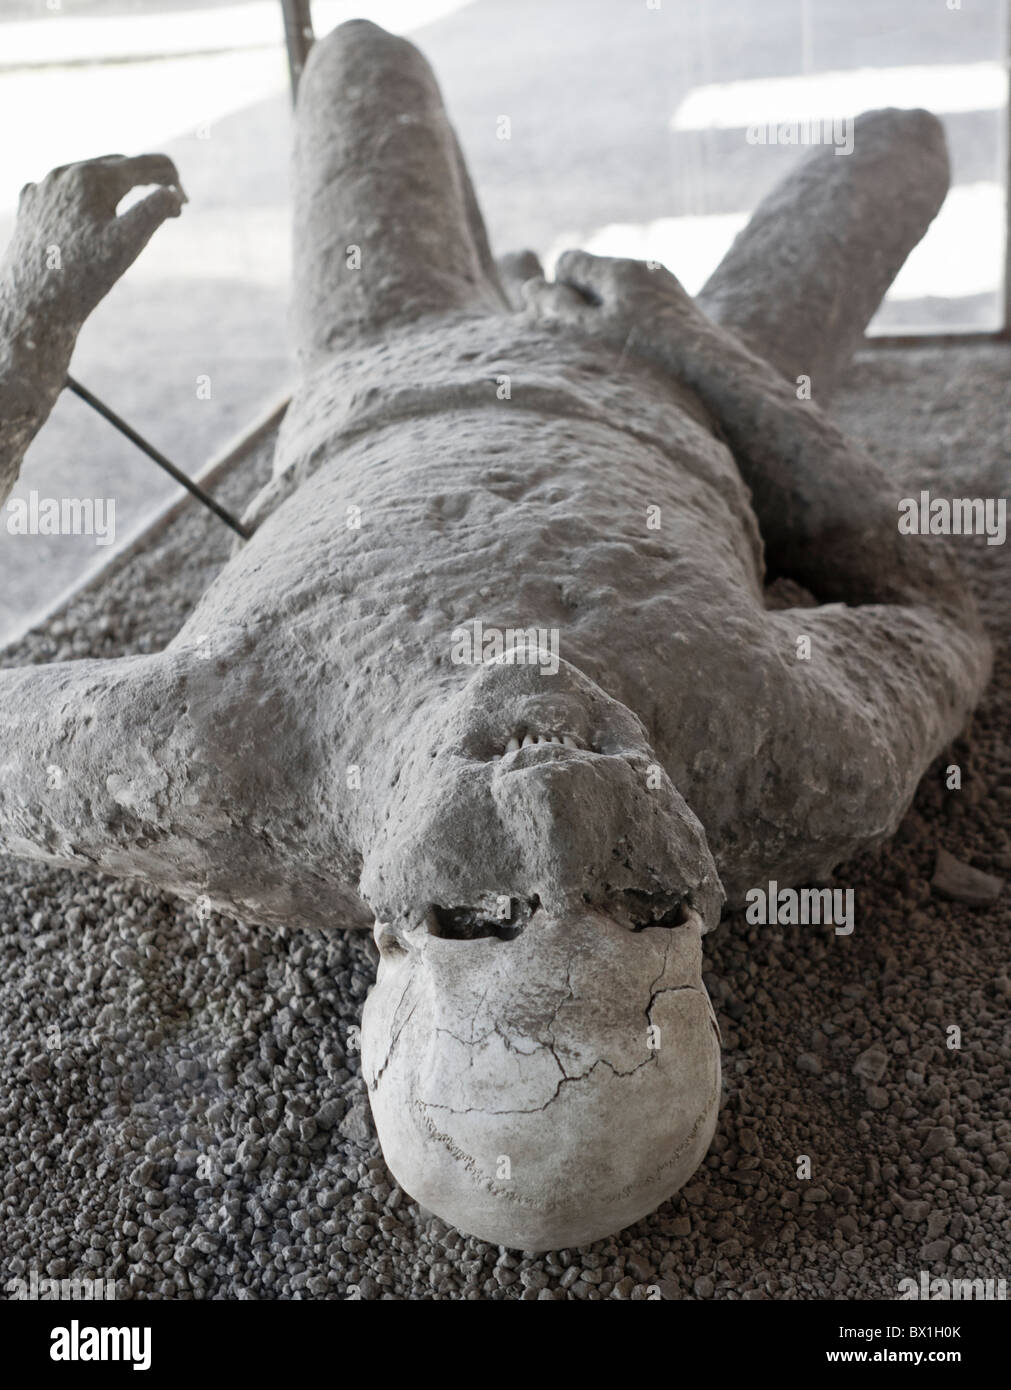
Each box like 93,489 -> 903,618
360,658 -> 723,1250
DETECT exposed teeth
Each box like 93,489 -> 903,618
500,729 -> 584,757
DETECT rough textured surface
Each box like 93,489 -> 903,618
0,155 -> 185,502
0,20 -> 996,1248
0,342 -> 1007,1296
291,19 -> 507,367
364,905 -> 720,1249
697,108 -> 950,398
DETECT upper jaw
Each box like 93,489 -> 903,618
499,726 -> 589,757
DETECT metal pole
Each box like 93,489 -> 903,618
65,376 -> 252,540
281,0 -> 315,102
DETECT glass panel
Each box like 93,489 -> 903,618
0,0 -> 477,644
2,0 -> 1006,643
431,0 -> 1008,337
0,0 -> 293,642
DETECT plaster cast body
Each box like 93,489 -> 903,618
0,22 -> 990,1249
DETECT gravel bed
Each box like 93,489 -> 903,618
1,346 -> 1008,1299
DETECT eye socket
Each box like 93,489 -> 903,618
620,892 -> 692,932
427,895 -> 540,941
375,923 -> 409,958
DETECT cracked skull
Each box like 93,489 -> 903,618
360,658 -> 724,1250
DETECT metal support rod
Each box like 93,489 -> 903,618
280,0 -> 315,102
65,375 -> 252,540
